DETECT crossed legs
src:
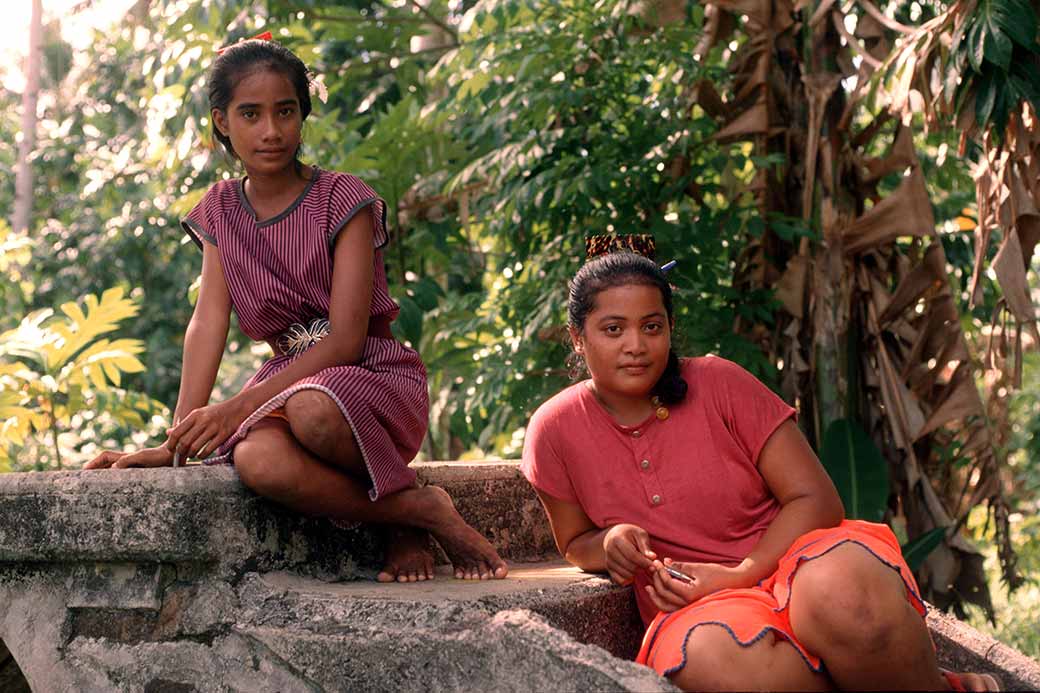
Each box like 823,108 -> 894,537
232,389 -> 507,581
667,543 -> 978,692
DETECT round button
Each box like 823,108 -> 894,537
651,494 -> 661,505
641,459 -> 650,469
631,430 -> 641,438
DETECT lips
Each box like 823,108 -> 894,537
255,149 -> 287,156
620,363 -> 651,374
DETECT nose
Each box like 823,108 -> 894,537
260,113 -> 282,142
622,330 -> 646,355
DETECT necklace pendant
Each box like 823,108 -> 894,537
655,406 -> 670,421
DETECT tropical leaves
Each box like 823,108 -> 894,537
0,288 -> 162,469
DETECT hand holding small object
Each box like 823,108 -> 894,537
603,523 -> 657,586
665,564 -> 695,583
645,558 -> 753,612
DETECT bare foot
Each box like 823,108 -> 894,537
416,485 -> 508,580
377,525 -> 435,583
942,670 -> 1001,691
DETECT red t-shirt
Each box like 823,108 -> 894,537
521,356 -> 795,624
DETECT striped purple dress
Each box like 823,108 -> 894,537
181,169 -> 428,500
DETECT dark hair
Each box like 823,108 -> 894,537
567,251 -> 688,405
208,39 -> 312,165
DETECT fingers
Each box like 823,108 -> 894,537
84,451 -> 121,470
650,565 -> 693,610
615,532 -> 655,571
644,583 -> 678,613
633,530 -> 657,562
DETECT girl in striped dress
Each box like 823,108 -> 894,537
86,37 -> 507,583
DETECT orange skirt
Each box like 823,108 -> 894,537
636,520 -> 926,676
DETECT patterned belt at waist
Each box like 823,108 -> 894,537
269,315 -> 395,356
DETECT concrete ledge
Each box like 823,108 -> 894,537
0,462 -> 554,579
1,463 -> 1038,691
928,609 -> 1040,690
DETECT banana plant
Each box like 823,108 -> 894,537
0,288 -> 163,470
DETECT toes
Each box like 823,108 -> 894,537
493,563 -> 509,579
377,569 -> 397,583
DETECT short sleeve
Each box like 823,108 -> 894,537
520,406 -> 578,503
705,357 -> 796,465
181,189 -> 218,249
328,174 -> 389,251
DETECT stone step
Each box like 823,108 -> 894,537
0,462 -> 554,580
1,463 -> 1038,691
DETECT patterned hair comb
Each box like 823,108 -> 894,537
585,234 -> 656,260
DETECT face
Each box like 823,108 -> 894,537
570,283 -> 672,401
212,68 -> 303,176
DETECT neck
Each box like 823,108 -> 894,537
585,381 -> 653,426
244,162 -> 310,199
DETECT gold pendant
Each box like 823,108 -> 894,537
651,396 -> 669,421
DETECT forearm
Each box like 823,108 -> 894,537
734,494 -> 843,585
232,337 -> 361,412
562,526 -> 610,572
173,317 -> 228,423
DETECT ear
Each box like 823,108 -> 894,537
211,108 -> 229,137
568,326 -> 584,353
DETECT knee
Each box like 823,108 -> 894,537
285,390 -> 341,451
234,436 -> 292,497
791,548 -> 906,646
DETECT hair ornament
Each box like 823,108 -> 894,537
585,234 -> 656,260
217,30 -> 274,56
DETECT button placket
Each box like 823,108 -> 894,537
631,435 -> 663,508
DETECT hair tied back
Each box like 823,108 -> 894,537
585,234 -> 657,261
217,30 -> 273,56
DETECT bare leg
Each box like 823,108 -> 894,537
238,400 -> 507,580
282,391 -> 435,582
787,542 -> 948,691
667,624 -> 832,692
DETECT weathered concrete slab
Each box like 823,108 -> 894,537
928,608 -> 1040,691
1,463 -> 1037,692
0,462 -> 553,579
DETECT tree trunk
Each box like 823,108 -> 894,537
12,0 -> 43,235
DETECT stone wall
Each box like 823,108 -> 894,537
0,463 -> 1037,692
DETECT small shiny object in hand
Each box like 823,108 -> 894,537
665,565 -> 695,583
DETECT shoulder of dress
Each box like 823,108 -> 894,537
530,382 -> 586,428
322,170 -> 377,197
197,178 -> 240,209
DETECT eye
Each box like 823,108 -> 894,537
604,324 -> 622,335
643,322 -> 663,334
241,110 -> 257,120
279,107 -> 296,117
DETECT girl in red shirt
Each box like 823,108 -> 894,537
521,247 -> 997,691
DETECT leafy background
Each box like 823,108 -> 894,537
1,0 -> 1038,658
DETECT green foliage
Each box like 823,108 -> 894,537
0,289 -> 165,469
819,418 -> 890,522
901,526 -> 948,572
951,0 -> 1040,135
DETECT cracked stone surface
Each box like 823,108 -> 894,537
0,464 -> 1037,691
